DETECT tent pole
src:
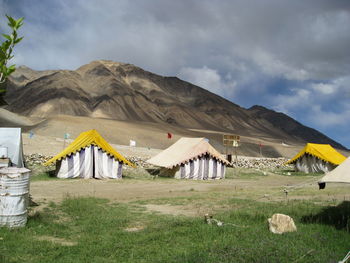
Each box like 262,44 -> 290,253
92,145 -> 95,178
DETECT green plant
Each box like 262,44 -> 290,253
0,15 -> 24,102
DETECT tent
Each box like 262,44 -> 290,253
319,157 -> 350,189
44,129 -> 134,179
147,137 -> 230,180
0,128 -> 24,167
286,143 -> 346,173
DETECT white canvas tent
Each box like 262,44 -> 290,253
147,137 -> 230,180
0,128 -> 24,167
319,157 -> 350,189
44,130 -> 134,179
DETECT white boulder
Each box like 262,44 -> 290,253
268,213 -> 297,234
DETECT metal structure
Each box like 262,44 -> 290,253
0,167 -> 31,228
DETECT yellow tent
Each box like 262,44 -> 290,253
286,143 -> 346,173
45,129 -> 134,179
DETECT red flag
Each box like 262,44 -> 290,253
167,132 -> 172,139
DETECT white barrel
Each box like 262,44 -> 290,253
0,167 -> 31,227
0,147 -> 8,158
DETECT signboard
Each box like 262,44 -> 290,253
223,134 -> 240,147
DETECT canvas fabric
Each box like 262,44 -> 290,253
160,156 -> 226,180
93,147 -> 122,179
147,137 -> 230,168
286,143 -> 346,165
56,146 -> 122,179
319,157 -> 350,184
294,154 -> 336,173
0,128 -> 24,167
45,129 -> 133,167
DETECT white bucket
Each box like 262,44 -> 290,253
0,167 -> 31,228
0,147 -> 8,158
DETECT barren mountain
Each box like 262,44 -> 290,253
5,60 -> 346,151
247,106 -> 345,149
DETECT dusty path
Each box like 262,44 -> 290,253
30,174 -> 350,205
29,173 -> 350,218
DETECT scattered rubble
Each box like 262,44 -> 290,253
24,154 -> 293,170
125,156 -> 152,168
24,154 -> 53,167
231,157 -> 293,170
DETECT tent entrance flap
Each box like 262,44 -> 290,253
56,146 -> 94,179
56,145 -> 123,179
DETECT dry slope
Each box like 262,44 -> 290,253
5,60 -> 346,150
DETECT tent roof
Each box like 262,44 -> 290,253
147,137 -> 230,168
44,129 -> 134,167
286,143 -> 346,165
319,157 -> 350,184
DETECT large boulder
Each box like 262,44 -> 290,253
268,213 -> 297,234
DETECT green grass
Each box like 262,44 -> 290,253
28,165 -> 321,182
272,169 -> 324,177
1,197 -> 349,262
30,172 -> 59,181
225,167 -> 268,179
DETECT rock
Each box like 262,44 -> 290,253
268,213 -> 297,234
231,157 -> 293,170
24,154 -> 54,168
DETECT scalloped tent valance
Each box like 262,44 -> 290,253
147,137 -> 229,169
44,129 -> 134,167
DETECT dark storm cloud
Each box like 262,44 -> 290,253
1,0 -> 349,147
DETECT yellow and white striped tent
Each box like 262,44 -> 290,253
45,129 -> 134,179
286,143 -> 346,173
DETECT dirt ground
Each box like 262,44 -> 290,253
30,173 -> 350,217
24,130 -> 349,217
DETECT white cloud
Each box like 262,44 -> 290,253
3,0 -> 350,80
271,80 -> 350,134
309,105 -> 350,127
252,49 -> 310,81
311,83 -> 337,95
272,88 -> 311,114
2,0 -> 350,147
178,66 -> 237,97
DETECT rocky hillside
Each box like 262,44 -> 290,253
5,60 -> 346,150
247,105 -> 346,149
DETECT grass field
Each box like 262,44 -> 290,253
1,167 -> 349,262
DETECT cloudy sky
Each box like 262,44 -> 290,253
1,0 -> 350,148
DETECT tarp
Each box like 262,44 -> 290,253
45,129 -> 134,167
147,137 -> 230,168
319,157 -> 350,185
0,128 -> 24,167
286,143 -> 346,165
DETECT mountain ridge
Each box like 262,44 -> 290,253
5,60 -> 347,150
